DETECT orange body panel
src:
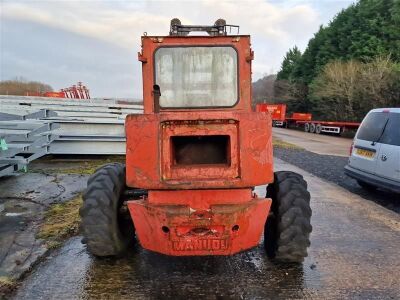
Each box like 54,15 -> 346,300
125,32 -> 273,256
139,35 -> 253,114
128,189 -> 271,255
256,103 -> 287,121
125,111 -> 273,189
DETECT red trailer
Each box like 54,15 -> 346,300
255,103 -> 286,126
257,104 -> 360,135
284,112 -> 312,127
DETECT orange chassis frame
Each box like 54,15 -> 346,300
125,34 -> 274,255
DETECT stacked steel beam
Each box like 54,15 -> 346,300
0,96 -> 143,175
0,110 -> 56,177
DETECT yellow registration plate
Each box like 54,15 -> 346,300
356,148 -> 375,158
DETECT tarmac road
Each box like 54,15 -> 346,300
11,159 -> 400,299
272,127 -> 353,157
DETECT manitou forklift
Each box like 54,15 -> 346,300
80,19 -> 312,262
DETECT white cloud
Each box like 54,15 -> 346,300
2,0 -> 319,49
1,0 -> 352,97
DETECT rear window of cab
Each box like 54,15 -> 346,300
357,112 -> 400,146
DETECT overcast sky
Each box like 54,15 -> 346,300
0,0 -> 354,99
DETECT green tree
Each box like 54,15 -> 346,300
309,56 -> 400,121
276,46 -> 302,81
274,0 -> 400,121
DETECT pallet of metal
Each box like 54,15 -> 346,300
0,95 -> 143,111
48,118 -> 126,155
0,95 -> 144,156
0,115 -> 55,177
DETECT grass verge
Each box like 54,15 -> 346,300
272,138 -> 303,150
30,156 -> 125,175
0,276 -> 16,296
37,195 -> 82,248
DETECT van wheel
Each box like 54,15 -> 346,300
80,163 -> 134,257
357,180 -> 377,191
264,171 -> 312,263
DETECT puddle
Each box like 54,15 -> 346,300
13,237 -> 316,300
5,212 -> 27,217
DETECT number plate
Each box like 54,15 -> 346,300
356,148 -> 375,158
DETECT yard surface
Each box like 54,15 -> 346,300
1,157 -> 399,299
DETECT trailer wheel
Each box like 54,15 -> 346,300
315,124 -> 322,134
264,171 -> 312,263
309,123 -> 316,133
304,123 -> 310,132
80,163 -> 134,257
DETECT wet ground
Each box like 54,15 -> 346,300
0,172 -> 88,285
9,159 -> 400,299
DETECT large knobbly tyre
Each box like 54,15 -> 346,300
80,163 -> 134,257
264,171 -> 312,263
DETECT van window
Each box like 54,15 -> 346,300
357,112 -> 389,142
380,113 -> 400,146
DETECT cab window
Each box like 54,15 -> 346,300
155,46 -> 238,108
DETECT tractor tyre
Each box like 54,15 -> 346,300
264,171 -> 312,263
80,163 -> 134,257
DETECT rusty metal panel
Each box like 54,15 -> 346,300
128,192 -> 271,256
160,120 -> 239,181
138,35 -> 253,113
148,189 -> 252,207
125,111 -> 273,189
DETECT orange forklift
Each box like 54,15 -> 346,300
80,19 -> 312,262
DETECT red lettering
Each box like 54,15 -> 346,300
212,239 -> 220,250
173,239 -> 229,251
173,241 -> 185,251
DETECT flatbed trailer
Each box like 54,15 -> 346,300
295,120 -> 360,134
256,103 -> 360,135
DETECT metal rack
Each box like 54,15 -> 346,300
0,96 -> 144,177
169,18 -> 239,36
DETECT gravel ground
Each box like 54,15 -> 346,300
274,147 -> 400,214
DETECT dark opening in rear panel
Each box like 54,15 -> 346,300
172,135 -> 230,165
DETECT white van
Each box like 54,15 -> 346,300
344,108 -> 400,193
